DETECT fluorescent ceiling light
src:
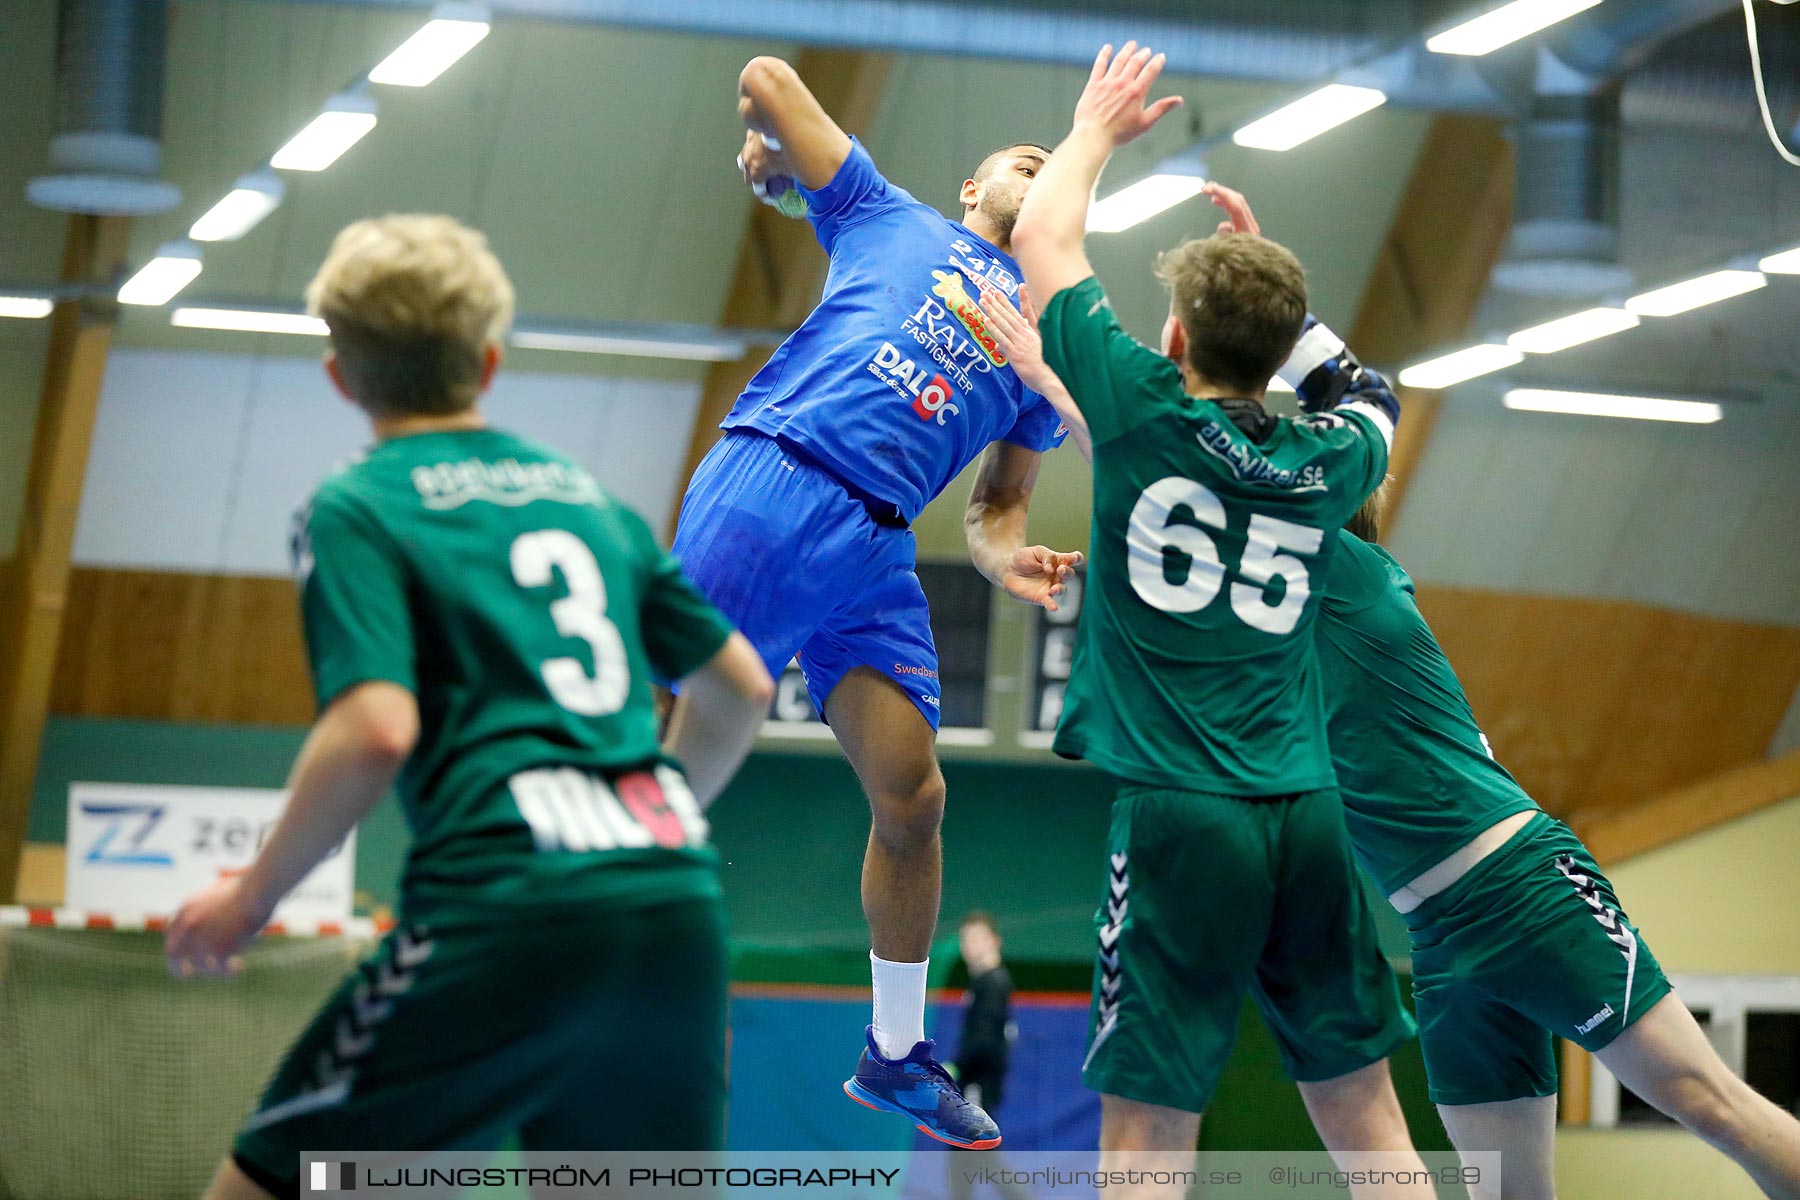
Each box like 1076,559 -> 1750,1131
188,171 -> 285,242
1506,306 -> 1639,354
1626,269 -> 1766,317
1397,344 -> 1523,389
0,295 -> 54,319
1758,245 -> 1800,274
1088,174 -> 1208,233
171,307 -> 328,336
271,93 -> 379,172
1426,0 -> 1604,57
1233,84 -> 1388,152
511,330 -> 747,361
368,4 -> 491,87
117,241 -> 203,306
1503,388 -> 1722,424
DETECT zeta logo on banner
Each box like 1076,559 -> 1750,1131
65,782 -> 355,924
79,802 -> 175,866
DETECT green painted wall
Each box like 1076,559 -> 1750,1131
30,715 -> 1446,1156
32,717 -> 1410,963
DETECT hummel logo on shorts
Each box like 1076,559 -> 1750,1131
1576,1003 -> 1615,1036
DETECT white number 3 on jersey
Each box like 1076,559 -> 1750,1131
510,529 -> 631,715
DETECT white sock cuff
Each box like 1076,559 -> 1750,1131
870,952 -> 930,1059
870,951 -> 929,973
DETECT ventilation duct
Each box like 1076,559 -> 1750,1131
27,0 -> 180,216
1488,0 -> 1739,295
1494,85 -> 1633,296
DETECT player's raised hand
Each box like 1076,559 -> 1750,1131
977,282 -> 1056,394
165,875 -> 269,979
1001,545 -> 1085,613
1073,41 -> 1184,149
1204,181 -> 1261,237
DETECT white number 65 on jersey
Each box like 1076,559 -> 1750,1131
1126,476 -> 1322,636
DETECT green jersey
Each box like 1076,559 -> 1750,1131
1038,277 -> 1390,795
294,427 -> 735,916
1316,532 -> 1539,895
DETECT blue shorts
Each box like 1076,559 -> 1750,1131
671,431 -> 942,729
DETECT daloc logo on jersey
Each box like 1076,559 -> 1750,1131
869,342 -> 960,426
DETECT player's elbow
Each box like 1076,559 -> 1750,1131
360,708 -> 419,767
712,632 -> 777,708
738,665 -> 777,710
962,497 -> 999,550
966,482 -> 1029,527
1008,215 -> 1050,260
739,56 -> 798,105
334,683 -> 419,766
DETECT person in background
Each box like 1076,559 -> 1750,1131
954,911 -> 1015,1115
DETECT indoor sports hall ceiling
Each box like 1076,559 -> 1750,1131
4,0 -> 1799,797
0,0 -> 1419,357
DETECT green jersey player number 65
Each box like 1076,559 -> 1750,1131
1128,475 -> 1323,635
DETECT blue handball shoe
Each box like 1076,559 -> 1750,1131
842,1026 -> 1001,1149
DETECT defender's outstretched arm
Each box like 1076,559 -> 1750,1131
166,681 -> 418,977
665,632 -> 775,809
1012,43 -> 1182,305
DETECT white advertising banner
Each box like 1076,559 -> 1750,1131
65,782 -> 356,924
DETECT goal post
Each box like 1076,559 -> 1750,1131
0,915 -> 373,1200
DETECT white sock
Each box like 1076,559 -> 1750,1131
870,951 -> 929,1059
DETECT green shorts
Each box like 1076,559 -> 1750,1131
234,894 -> 727,1194
1406,812 -> 1672,1107
1082,785 -> 1414,1114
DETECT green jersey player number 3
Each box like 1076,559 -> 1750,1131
511,528 -> 632,716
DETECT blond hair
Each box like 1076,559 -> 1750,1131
306,214 -> 516,416
1154,233 -> 1307,395
1345,476 -> 1393,544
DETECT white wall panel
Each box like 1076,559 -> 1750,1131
1390,391 -> 1800,627
217,357 -> 372,573
590,377 -> 702,532
73,351 -> 255,572
74,349 -> 700,577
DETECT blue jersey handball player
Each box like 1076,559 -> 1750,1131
670,56 -> 1079,1149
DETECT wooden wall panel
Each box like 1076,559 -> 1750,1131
1348,115 -> 1513,528
1573,748 -> 1800,866
44,568 -> 1800,837
1416,585 -> 1800,823
52,568 -> 312,725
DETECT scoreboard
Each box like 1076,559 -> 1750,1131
1024,568 -> 1083,736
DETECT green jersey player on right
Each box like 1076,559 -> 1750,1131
1320,494 -> 1800,1200
1008,43 -> 1426,1197
1025,172 -> 1800,1200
